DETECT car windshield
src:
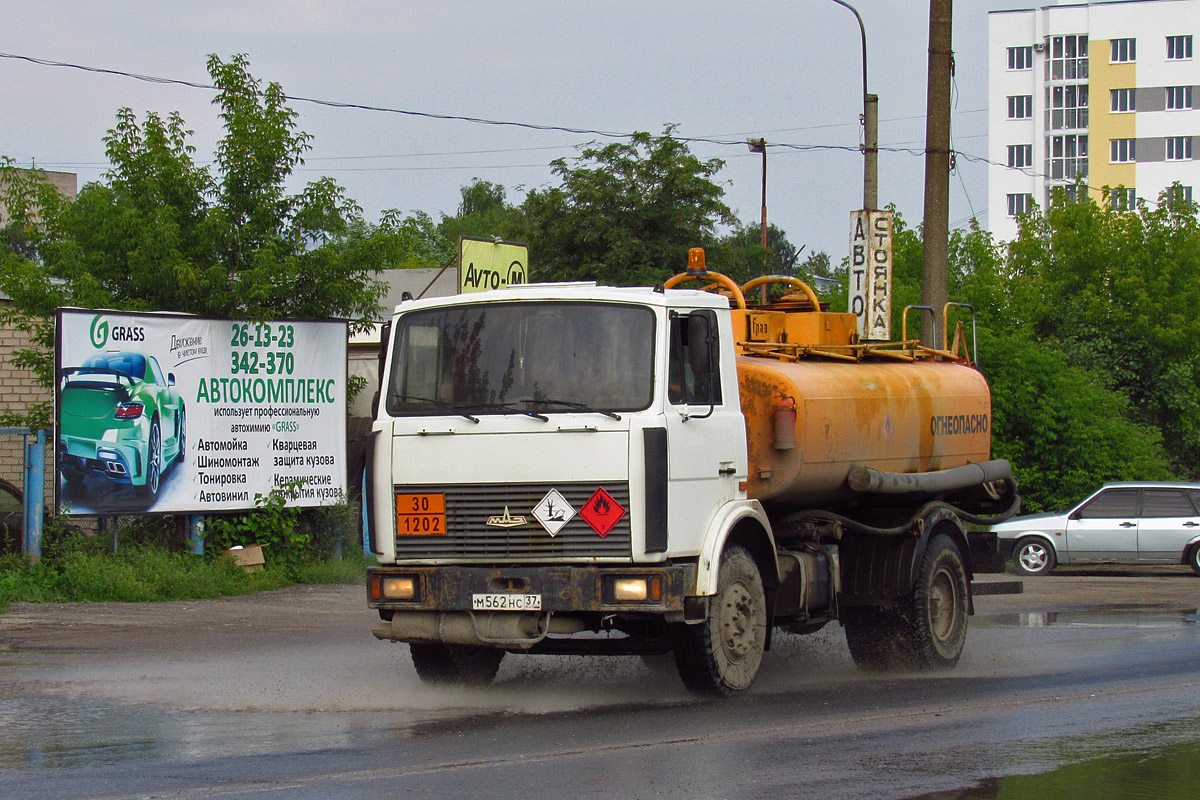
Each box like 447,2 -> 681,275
385,301 -> 655,417
77,353 -> 146,380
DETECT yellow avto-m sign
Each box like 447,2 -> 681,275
458,237 -> 528,293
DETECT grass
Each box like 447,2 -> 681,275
0,536 -> 373,613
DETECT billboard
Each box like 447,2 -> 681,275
55,309 -> 347,515
458,236 -> 528,293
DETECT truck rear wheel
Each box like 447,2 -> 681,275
409,643 -> 504,686
674,544 -> 766,697
904,534 -> 969,669
844,534 -> 968,671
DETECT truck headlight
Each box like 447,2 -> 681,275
382,576 -> 417,600
607,575 -> 663,603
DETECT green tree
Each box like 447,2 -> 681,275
1004,184 -> 1200,475
437,179 -> 526,253
714,222 -> 804,285
519,128 -> 735,286
0,54 -> 390,428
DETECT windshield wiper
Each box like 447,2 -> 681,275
518,398 -> 621,421
391,394 -> 480,423
474,402 -> 549,422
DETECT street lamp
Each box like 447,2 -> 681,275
746,137 -> 768,302
827,0 -> 878,211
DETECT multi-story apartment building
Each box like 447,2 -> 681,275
989,0 -> 1199,241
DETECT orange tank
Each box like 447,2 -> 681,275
738,355 -> 992,508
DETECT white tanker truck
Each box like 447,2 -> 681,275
364,251 -> 1015,696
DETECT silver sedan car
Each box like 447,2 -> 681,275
990,482 -> 1200,576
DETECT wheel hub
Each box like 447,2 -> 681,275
721,582 -> 755,660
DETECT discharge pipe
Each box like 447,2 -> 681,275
847,459 -> 1013,495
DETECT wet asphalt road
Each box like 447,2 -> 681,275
1,573 -> 1199,799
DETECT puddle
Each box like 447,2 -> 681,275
904,737 -> 1200,800
977,609 -> 1200,629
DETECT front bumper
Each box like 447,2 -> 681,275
367,563 -> 695,615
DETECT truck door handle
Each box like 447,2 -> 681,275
718,467 -> 737,476
1119,522 -> 1135,528
1185,521 -> 1199,527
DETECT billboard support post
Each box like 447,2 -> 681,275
23,429 -> 45,564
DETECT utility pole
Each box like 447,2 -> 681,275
921,0 -> 952,348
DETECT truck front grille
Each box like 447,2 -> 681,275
392,482 -> 633,561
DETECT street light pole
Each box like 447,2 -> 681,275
828,0 -> 877,212
747,137 -> 768,302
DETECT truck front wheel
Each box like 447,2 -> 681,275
674,544 -> 767,697
409,643 -> 504,686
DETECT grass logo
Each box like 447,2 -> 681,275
89,315 -> 109,348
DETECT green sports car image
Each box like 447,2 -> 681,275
58,351 -> 186,504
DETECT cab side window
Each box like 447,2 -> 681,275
668,311 -> 721,406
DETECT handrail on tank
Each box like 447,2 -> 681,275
664,271 -> 748,310
942,302 -> 978,366
740,275 -> 822,311
901,305 -> 938,347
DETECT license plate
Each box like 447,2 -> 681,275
395,493 -> 446,536
472,593 -> 543,611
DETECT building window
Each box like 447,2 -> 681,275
1007,144 -> 1033,169
1167,185 -> 1193,207
1110,138 -> 1136,163
1048,134 -> 1088,180
1166,86 -> 1193,110
1007,95 -> 1033,119
1111,187 -> 1136,210
1110,88 -> 1136,112
1008,46 -> 1033,70
1167,35 -> 1193,60
1046,35 -> 1089,80
1007,193 -> 1033,216
1046,84 -> 1089,130
1110,38 -> 1136,63
1167,137 -> 1194,161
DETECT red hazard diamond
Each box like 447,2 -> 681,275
580,487 -> 626,538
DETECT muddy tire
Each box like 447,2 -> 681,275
843,605 -> 906,670
409,643 -> 504,686
844,534 -> 969,671
903,534 -> 970,669
674,544 -> 767,697
1188,544 -> 1200,577
1014,536 -> 1056,576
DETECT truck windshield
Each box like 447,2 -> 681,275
385,301 -> 656,417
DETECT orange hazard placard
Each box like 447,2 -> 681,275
395,493 -> 446,536
579,487 -> 626,538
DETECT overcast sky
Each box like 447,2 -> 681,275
1,0 -> 996,268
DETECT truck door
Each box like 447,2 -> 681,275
663,310 -> 743,554
1065,487 -> 1139,561
1137,487 -> 1199,563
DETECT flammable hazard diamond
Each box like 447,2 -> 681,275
579,487 -> 626,538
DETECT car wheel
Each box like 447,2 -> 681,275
1014,536 -> 1056,576
1188,544 -> 1200,577
174,405 -> 186,468
136,418 -> 162,501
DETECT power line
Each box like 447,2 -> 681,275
1,50 -> 989,161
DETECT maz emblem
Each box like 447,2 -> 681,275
486,506 -> 527,528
